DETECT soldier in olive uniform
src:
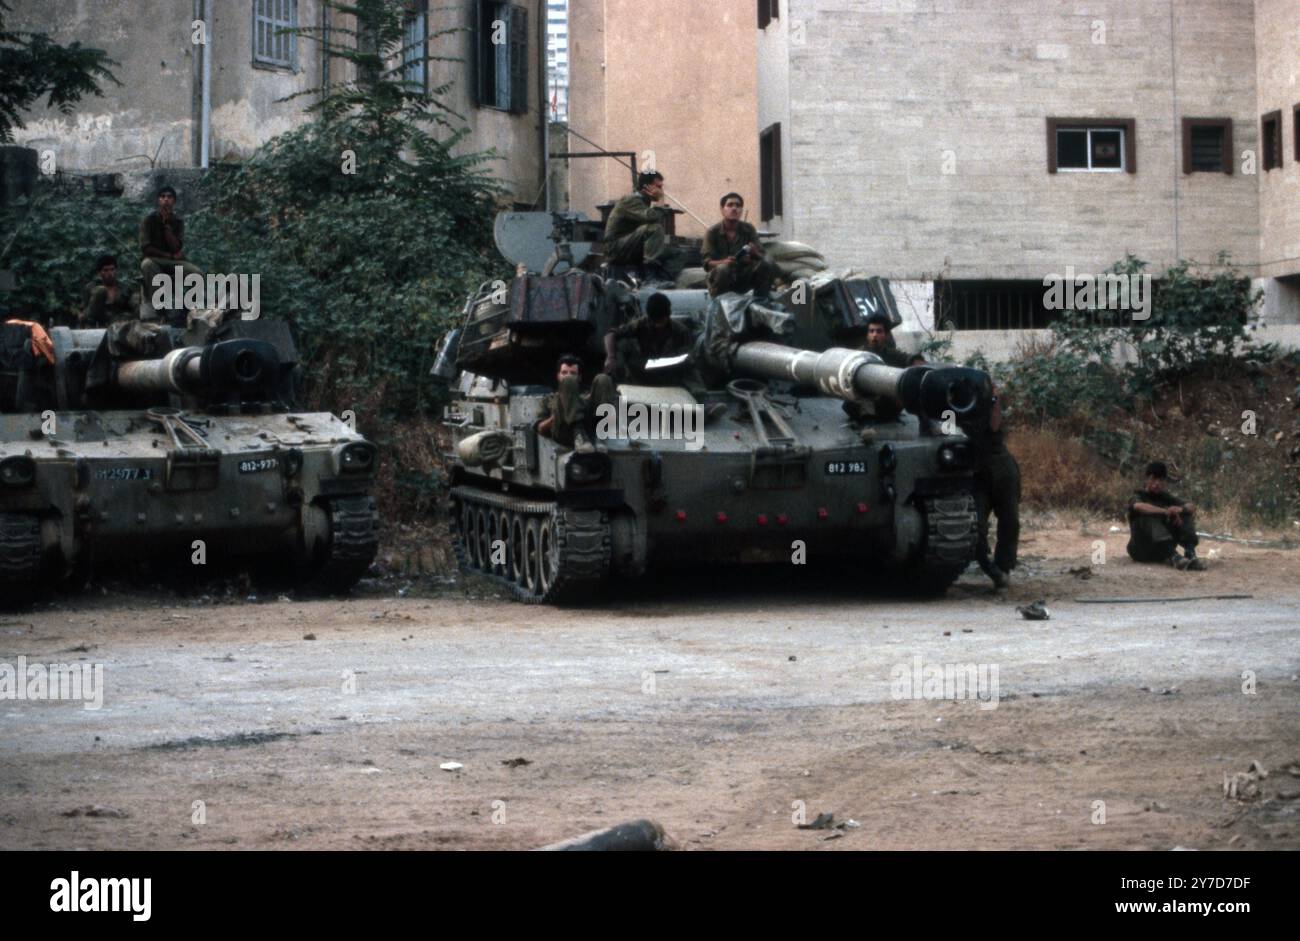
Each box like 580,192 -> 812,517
536,354 -> 618,453
140,186 -> 203,321
960,378 -> 1021,588
81,254 -> 136,325
860,311 -> 913,368
1126,461 -> 1205,570
603,171 -> 683,283
603,292 -> 697,380
702,193 -> 779,297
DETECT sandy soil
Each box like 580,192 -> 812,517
2,519 -> 1298,851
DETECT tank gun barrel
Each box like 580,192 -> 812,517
114,339 -> 281,398
732,342 -> 988,421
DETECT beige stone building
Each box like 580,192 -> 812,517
566,0 -> 759,238
6,0 -> 547,203
754,0 -> 1299,331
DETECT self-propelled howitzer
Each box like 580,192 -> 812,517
0,321 -> 379,604
439,272 -> 991,603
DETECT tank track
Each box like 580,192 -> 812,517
909,493 -> 978,594
316,496 -> 379,591
450,486 -> 611,605
0,513 -> 42,606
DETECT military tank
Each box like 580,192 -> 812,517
0,319 -> 379,603
434,252 -> 991,604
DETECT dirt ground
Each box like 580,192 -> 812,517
2,516 -> 1298,851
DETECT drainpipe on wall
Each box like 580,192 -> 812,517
200,0 -> 212,169
539,1 -> 549,211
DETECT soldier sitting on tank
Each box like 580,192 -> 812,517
1126,461 -> 1205,570
859,311 -> 913,368
140,186 -> 203,324
603,171 -> 684,285
536,353 -> 618,454
602,291 -> 699,383
81,254 -> 136,326
703,193 -> 779,298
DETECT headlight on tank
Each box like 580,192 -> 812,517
0,456 -> 37,488
334,442 -> 377,476
937,442 -> 973,471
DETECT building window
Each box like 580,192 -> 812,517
1182,118 -> 1232,174
1261,110 -> 1282,171
1295,104 -> 1300,164
1047,118 -> 1136,173
758,0 -> 779,30
475,1 -> 529,114
402,2 -> 428,93
760,123 -> 782,221
253,0 -> 298,70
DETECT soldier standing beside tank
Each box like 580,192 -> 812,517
603,171 -> 683,283
81,254 -> 136,325
536,353 -> 618,454
960,379 -> 1021,588
703,193 -> 779,298
140,186 -> 203,321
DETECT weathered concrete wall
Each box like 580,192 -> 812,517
5,0 -> 544,201
7,0 -> 200,172
782,0 -> 1262,281
1254,0 -> 1300,285
567,0 -> 759,237
428,0 -> 545,205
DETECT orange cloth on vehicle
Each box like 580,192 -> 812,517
4,319 -> 55,364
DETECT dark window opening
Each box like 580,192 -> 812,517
1047,118 -> 1136,173
935,279 -> 1176,331
1294,104 -> 1299,164
1182,118 -> 1232,174
758,0 -> 779,30
475,1 -> 528,113
760,123 -> 782,221
1261,110 -> 1282,171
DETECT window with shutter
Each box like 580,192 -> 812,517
253,0 -> 298,70
402,2 -> 428,93
509,5 -> 528,114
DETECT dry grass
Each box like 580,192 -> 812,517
1008,429 -> 1130,514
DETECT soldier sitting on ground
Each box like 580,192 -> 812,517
81,254 -> 136,326
603,171 -> 683,284
139,185 -> 203,322
702,193 -> 779,298
536,353 -> 618,454
1126,460 -> 1206,570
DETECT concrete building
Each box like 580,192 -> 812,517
5,0 -> 547,204
567,0 -> 760,239
755,0 -> 1300,335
